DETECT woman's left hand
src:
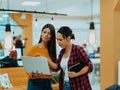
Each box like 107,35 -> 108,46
68,71 -> 78,78
32,71 -> 43,77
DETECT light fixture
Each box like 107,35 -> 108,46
21,13 -> 26,19
3,24 -> 13,51
0,0 -> 66,16
21,1 -> 40,6
35,18 -> 38,26
88,0 -> 96,45
0,9 -> 67,16
51,17 -> 54,25
88,22 -> 96,45
2,0 -> 13,51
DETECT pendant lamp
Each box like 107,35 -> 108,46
88,22 -> 96,45
51,17 -> 54,25
3,24 -> 13,50
88,0 -> 96,45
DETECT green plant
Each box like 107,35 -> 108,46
52,72 -> 60,84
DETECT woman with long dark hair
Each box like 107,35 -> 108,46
27,23 -> 56,90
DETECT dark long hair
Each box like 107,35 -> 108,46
38,24 -> 56,62
57,26 -> 73,39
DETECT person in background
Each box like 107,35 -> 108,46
48,26 -> 93,90
26,23 -> 56,90
15,35 -> 24,56
82,43 -> 89,55
0,50 -> 18,67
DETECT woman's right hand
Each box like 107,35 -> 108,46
48,60 -> 58,70
32,71 -> 43,77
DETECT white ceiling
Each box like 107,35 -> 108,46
0,0 -> 100,16
0,0 -> 100,45
0,0 -> 100,29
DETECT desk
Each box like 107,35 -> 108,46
90,58 -> 100,85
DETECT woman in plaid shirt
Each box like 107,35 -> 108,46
48,26 -> 93,90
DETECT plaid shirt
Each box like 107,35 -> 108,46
56,44 -> 93,90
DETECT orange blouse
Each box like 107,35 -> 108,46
27,45 -> 51,61
27,45 -> 53,79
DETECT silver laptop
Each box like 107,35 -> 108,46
22,56 -> 51,75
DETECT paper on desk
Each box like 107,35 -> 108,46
0,73 -> 13,88
22,56 -> 51,75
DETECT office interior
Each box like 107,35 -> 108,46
0,0 -> 120,90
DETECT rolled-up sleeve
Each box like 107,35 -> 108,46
78,47 -> 93,73
54,49 -> 65,71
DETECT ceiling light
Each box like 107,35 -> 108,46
21,1 -> 40,6
51,17 -> 54,25
88,22 -> 96,45
0,9 -> 67,16
21,13 -> 26,19
35,18 -> 38,26
3,24 -> 13,51
88,0 -> 96,45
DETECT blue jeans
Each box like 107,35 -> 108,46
27,79 -> 53,90
64,82 -> 71,90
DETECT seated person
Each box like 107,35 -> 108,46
1,50 -> 18,67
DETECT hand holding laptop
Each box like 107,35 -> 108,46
22,56 -> 53,79
32,70 -> 48,76
22,56 -> 51,74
